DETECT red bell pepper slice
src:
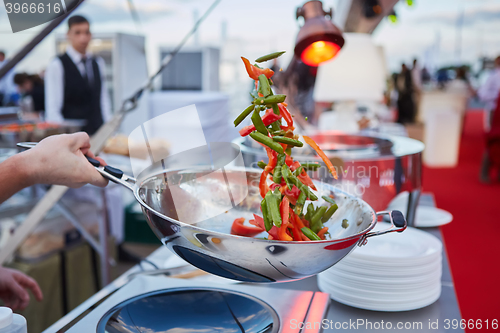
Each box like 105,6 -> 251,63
241,57 -> 274,81
264,146 -> 278,171
231,217 -> 264,237
269,183 -> 280,191
278,197 -> 292,241
259,169 -> 269,199
238,110 -> 282,137
297,172 -> 317,191
278,103 -> 293,127
253,213 -> 279,239
290,161 -> 301,172
284,185 -> 300,205
303,136 -> 338,179
285,154 -> 293,167
289,211 -> 304,241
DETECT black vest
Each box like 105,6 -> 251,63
59,53 -> 103,135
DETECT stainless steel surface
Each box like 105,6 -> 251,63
56,276 -> 329,333
99,287 -> 279,333
105,163 -> 405,283
234,132 -> 424,227
45,194 -> 461,333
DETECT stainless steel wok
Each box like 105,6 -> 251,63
101,168 -> 406,283
18,142 -> 407,283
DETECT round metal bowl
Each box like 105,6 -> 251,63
105,165 -> 406,283
234,132 -> 424,225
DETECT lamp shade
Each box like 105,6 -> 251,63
313,33 -> 386,102
294,1 -> 344,67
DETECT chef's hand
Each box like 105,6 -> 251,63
23,132 -> 108,188
0,267 -> 43,310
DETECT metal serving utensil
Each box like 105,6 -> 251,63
17,142 -> 406,283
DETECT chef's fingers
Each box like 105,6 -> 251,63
8,280 -> 29,310
70,132 -> 91,152
15,272 -> 43,302
86,151 -> 107,166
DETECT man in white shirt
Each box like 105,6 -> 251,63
45,15 -> 111,135
478,56 -> 500,130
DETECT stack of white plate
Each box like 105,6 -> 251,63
318,222 -> 443,311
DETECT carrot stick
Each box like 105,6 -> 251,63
302,136 -> 338,179
317,227 -> 329,240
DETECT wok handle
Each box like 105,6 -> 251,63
358,210 -> 407,247
90,158 -> 136,192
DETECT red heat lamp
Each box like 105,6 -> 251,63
294,1 -> 345,67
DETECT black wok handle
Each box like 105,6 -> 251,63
391,210 -> 406,231
84,156 -> 134,191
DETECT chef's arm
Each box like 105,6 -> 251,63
0,132 -> 108,205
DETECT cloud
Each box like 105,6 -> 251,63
413,4 -> 500,27
71,0 -> 176,24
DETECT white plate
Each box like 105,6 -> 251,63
318,275 -> 441,300
319,278 -> 441,312
332,259 -> 442,277
337,256 -> 442,275
349,223 -> 442,262
318,273 -> 439,292
321,265 -> 442,285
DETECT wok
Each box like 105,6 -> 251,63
18,142 -> 406,283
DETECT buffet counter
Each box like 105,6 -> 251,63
43,194 -> 462,333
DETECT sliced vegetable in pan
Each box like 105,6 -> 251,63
233,52 -> 342,241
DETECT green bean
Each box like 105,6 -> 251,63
301,162 -> 321,170
294,166 -> 304,177
251,109 -> 268,135
233,105 -> 254,126
258,74 -> 271,97
285,147 -> 292,156
273,165 -> 282,183
301,227 -> 321,241
272,130 -> 286,136
255,51 -> 286,63
321,204 -> 338,223
311,206 -> 327,233
295,191 -> 307,215
305,203 -> 315,221
265,190 -> 282,228
254,63 -> 263,69
254,94 -> 286,105
272,136 -> 303,147
261,198 -> 273,232
281,166 -> 294,190
249,132 -> 284,154
257,161 -> 267,169
277,153 -> 286,166
282,165 -> 318,201
322,196 -> 336,205
271,103 -> 280,115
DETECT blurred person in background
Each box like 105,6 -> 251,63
13,73 -> 45,117
478,56 -> 500,182
478,56 -> 500,131
446,66 -> 475,98
0,51 -> 18,106
411,59 -> 422,114
394,63 -> 415,124
45,15 -> 111,135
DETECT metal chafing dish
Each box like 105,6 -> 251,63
234,132 -> 424,226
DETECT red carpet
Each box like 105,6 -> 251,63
423,111 -> 500,326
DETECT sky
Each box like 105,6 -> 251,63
1,0 -> 499,74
